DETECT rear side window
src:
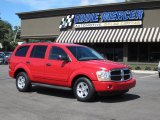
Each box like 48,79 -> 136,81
30,45 -> 47,58
15,46 -> 30,57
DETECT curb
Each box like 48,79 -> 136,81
132,70 -> 158,74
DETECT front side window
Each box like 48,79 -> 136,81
49,46 -> 67,60
67,46 -> 104,61
30,45 -> 47,58
15,46 -> 30,57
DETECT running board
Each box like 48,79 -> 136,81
32,83 -> 72,91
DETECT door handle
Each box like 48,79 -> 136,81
46,63 -> 52,66
26,61 -> 30,64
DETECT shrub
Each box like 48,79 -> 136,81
128,65 -> 132,70
145,66 -> 151,70
135,66 -> 141,70
153,67 -> 158,71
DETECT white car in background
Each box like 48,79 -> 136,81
158,61 -> 160,78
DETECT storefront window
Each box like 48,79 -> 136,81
149,43 -> 160,62
128,43 -> 160,63
84,43 -> 123,62
139,44 -> 149,62
104,44 -> 123,62
85,43 -> 160,63
128,43 -> 138,62
85,43 -> 107,58
114,47 -> 123,62
105,47 -> 114,60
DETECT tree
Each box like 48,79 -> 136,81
13,26 -> 21,41
0,20 -> 14,51
0,20 -> 13,42
10,41 -> 18,51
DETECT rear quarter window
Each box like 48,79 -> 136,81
15,46 -> 30,57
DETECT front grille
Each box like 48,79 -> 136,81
110,68 -> 131,82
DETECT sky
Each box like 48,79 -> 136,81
0,0 -> 124,27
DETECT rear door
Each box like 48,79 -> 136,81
45,45 -> 71,86
26,45 -> 47,82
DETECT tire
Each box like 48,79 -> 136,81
16,72 -> 31,92
159,72 -> 160,78
4,61 -> 8,65
73,77 -> 95,102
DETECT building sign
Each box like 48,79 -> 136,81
74,13 -> 100,24
59,10 -> 144,29
59,15 -> 74,29
74,21 -> 142,28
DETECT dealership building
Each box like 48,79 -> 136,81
17,0 -> 160,65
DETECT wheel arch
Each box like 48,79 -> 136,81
14,68 -> 27,78
14,64 -> 32,80
71,74 -> 93,88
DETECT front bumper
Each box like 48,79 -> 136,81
92,79 -> 136,92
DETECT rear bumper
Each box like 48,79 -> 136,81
9,70 -> 14,78
0,60 -> 3,64
93,79 -> 136,92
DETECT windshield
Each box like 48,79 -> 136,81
4,52 -> 12,57
0,55 -> 4,58
5,53 -> 10,56
67,46 -> 104,61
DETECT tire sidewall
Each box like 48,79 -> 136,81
16,72 -> 31,92
73,77 -> 95,102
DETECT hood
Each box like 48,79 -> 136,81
80,60 -> 127,71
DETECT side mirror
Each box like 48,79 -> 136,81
58,55 -> 70,62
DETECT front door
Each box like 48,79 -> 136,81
45,46 -> 71,86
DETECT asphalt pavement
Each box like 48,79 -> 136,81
0,65 -> 160,120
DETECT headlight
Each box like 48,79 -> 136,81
96,70 -> 110,81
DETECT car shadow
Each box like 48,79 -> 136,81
31,86 -> 75,99
97,93 -> 140,103
30,86 -> 140,102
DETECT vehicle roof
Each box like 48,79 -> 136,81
20,42 -> 83,47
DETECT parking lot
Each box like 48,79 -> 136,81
0,65 -> 160,120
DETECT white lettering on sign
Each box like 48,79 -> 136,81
74,21 -> 142,28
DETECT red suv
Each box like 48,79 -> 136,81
9,43 -> 136,102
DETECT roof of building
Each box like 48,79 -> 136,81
17,0 -> 160,19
